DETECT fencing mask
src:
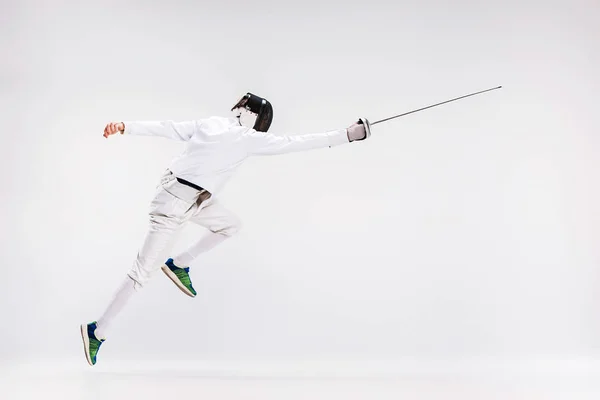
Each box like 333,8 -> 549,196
231,93 -> 273,132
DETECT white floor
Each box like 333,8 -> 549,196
3,360 -> 600,400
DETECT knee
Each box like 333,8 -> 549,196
126,274 -> 144,291
213,216 -> 242,237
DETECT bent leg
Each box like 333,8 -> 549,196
172,197 -> 242,267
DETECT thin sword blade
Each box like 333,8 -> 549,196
370,86 -> 502,126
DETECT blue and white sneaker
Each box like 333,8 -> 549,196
80,321 -> 105,366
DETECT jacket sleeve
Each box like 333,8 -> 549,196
243,128 -> 349,156
122,120 -> 199,142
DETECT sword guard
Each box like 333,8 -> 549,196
356,118 -> 372,141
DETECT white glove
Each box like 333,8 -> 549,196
347,121 -> 367,142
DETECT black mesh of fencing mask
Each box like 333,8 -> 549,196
231,93 -> 273,132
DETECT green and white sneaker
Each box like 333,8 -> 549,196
161,258 -> 197,298
80,321 -> 105,366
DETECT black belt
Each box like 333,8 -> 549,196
176,177 -> 206,192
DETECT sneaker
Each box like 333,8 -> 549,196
80,321 -> 105,366
161,258 -> 197,298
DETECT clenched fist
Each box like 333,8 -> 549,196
103,122 -> 125,138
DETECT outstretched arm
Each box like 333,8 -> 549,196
103,120 -> 199,142
243,122 -> 366,156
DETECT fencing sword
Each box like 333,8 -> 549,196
357,86 -> 502,139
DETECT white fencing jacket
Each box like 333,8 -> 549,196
123,116 -> 349,195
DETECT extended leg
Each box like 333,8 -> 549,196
81,172 -> 195,365
87,198 -> 185,342
94,276 -> 140,340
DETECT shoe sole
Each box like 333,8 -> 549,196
80,324 -> 94,367
161,265 -> 196,298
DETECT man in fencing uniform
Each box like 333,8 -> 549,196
80,92 -> 371,366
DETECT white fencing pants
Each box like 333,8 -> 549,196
127,170 -> 241,287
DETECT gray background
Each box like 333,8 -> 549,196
1,0 -> 599,373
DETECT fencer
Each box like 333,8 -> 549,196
80,92 -> 370,366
